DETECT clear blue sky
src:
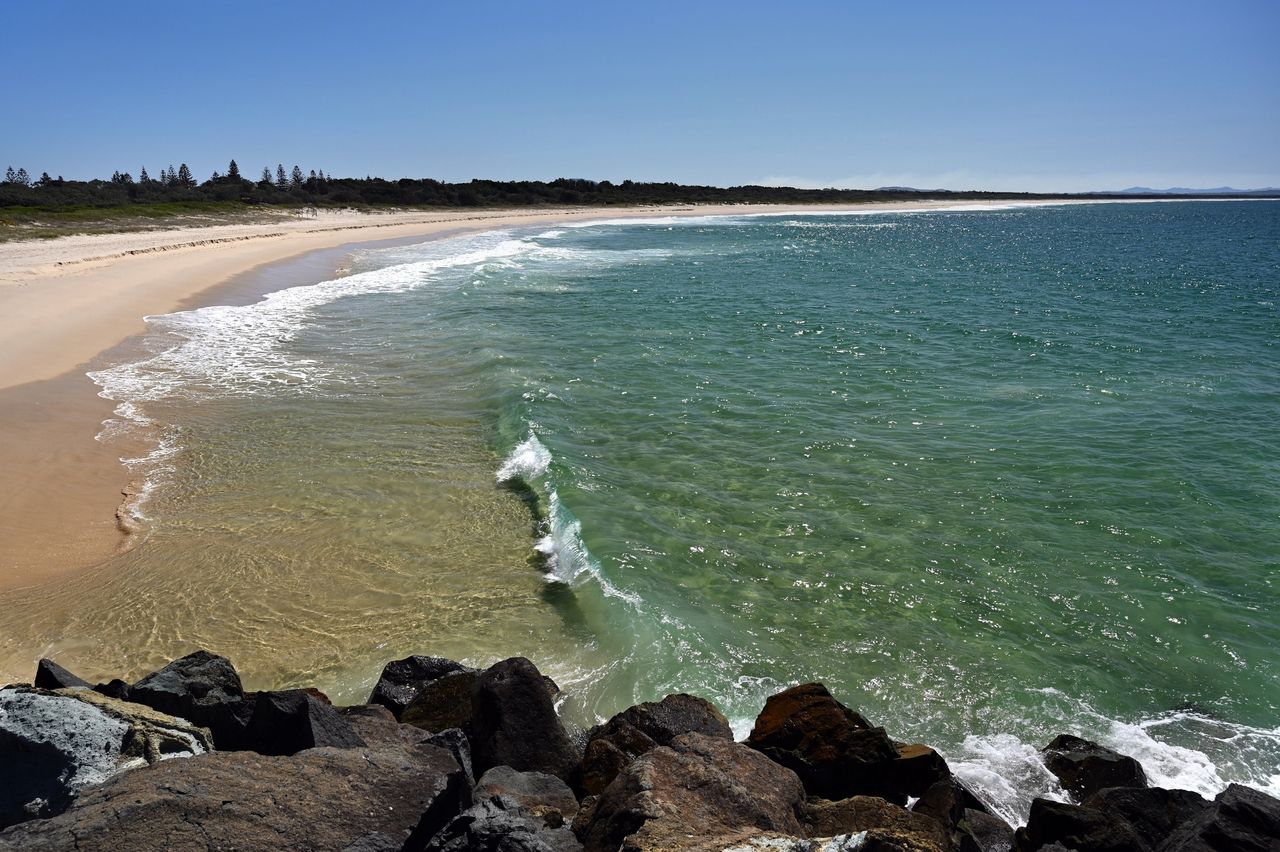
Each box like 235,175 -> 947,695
7,0 -> 1278,191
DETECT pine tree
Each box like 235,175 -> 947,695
4,166 -> 15,184
177,163 -> 194,187
36,171 -> 52,187
210,170 -> 222,182
14,167 -> 30,186
261,167 -> 272,185
139,166 -> 150,183
227,159 -> 241,181
165,165 -> 178,186
290,165 -> 304,188
276,164 -> 287,189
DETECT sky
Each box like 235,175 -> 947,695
7,1 -> 1279,192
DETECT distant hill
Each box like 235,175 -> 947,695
1108,186 -> 1280,196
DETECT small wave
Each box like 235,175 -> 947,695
496,434 -> 552,483
496,431 -> 641,603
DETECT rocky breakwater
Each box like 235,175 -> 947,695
0,653 -> 1275,851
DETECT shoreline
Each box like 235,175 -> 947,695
0,200 -> 1059,593
0,197 -> 1225,592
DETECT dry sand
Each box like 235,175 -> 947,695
0,200 -> 1083,592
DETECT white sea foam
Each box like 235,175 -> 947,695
948,733 -> 1069,826
496,434 -> 552,483
943,688 -> 1280,825
87,229 -> 542,515
90,230 -> 537,405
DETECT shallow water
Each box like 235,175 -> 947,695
2,201 -> 1276,822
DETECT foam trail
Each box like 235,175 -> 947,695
496,432 -> 641,603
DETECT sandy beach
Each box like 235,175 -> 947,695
0,200 -> 1094,593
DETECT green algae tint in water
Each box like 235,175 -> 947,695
481,202 -> 1280,818
1,201 -> 1275,823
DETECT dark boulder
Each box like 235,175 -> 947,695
745,682 -> 940,803
884,742 -> 953,799
1081,786 -> 1209,849
341,703 -> 430,749
1160,783 -> 1280,852
368,655 -> 475,720
474,766 -> 579,826
126,650 -> 253,749
92,679 -> 131,700
1042,735 -> 1148,801
803,795 -> 950,852
402,669 -> 480,732
1014,797 -> 1148,852
242,689 -> 367,755
0,737 -> 467,852
427,728 -> 476,790
470,657 -> 581,788
958,809 -> 1016,852
608,692 -> 733,744
426,795 -> 583,852
913,777 -> 996,828
0,687 -> 210,830
913,777 -> 1011,852
573,731 -> 805,852
33,659 -> 89,690
581,693 -> 733,795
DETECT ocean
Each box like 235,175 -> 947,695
4,200 -> 1276,823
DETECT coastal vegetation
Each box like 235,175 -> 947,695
4,160 -> 1269,239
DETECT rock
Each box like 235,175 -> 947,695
92,679 -> 131,700
802,795 -> 950,852
470,657 -> 581,788
610,693 -> 734,745
582,693 -> 733,795
912,778 -> 1011,851
342,833 -> 404,852
428,727 -> 476,789
369,655 -> 475,720
475,766 -> 579,827
0,687 -> 209,829
126,650 -> 253,750
340,704 -> 432,751
33,659 -> 89,690
574,731 -> 805,852
1014,797 -> 1147,852
426,794 -> 583,852
884,742 -> 953,799
242,689 -> 367,755
1080,786 -> 1210,849
402,669 -> 480,732
958,809 -> 1015,852
913,777 -> 995,828
1041,735 -> 1148,801
745,682 -> 914,803
1160,783 -> 1280,852
717,834 -> 870,852
0,737 -> 467,851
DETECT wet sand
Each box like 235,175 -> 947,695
0,200 -> 1102,593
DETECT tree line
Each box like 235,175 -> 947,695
0,159 -> 1229,213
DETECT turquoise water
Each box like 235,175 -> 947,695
5,201 -> 1276,822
